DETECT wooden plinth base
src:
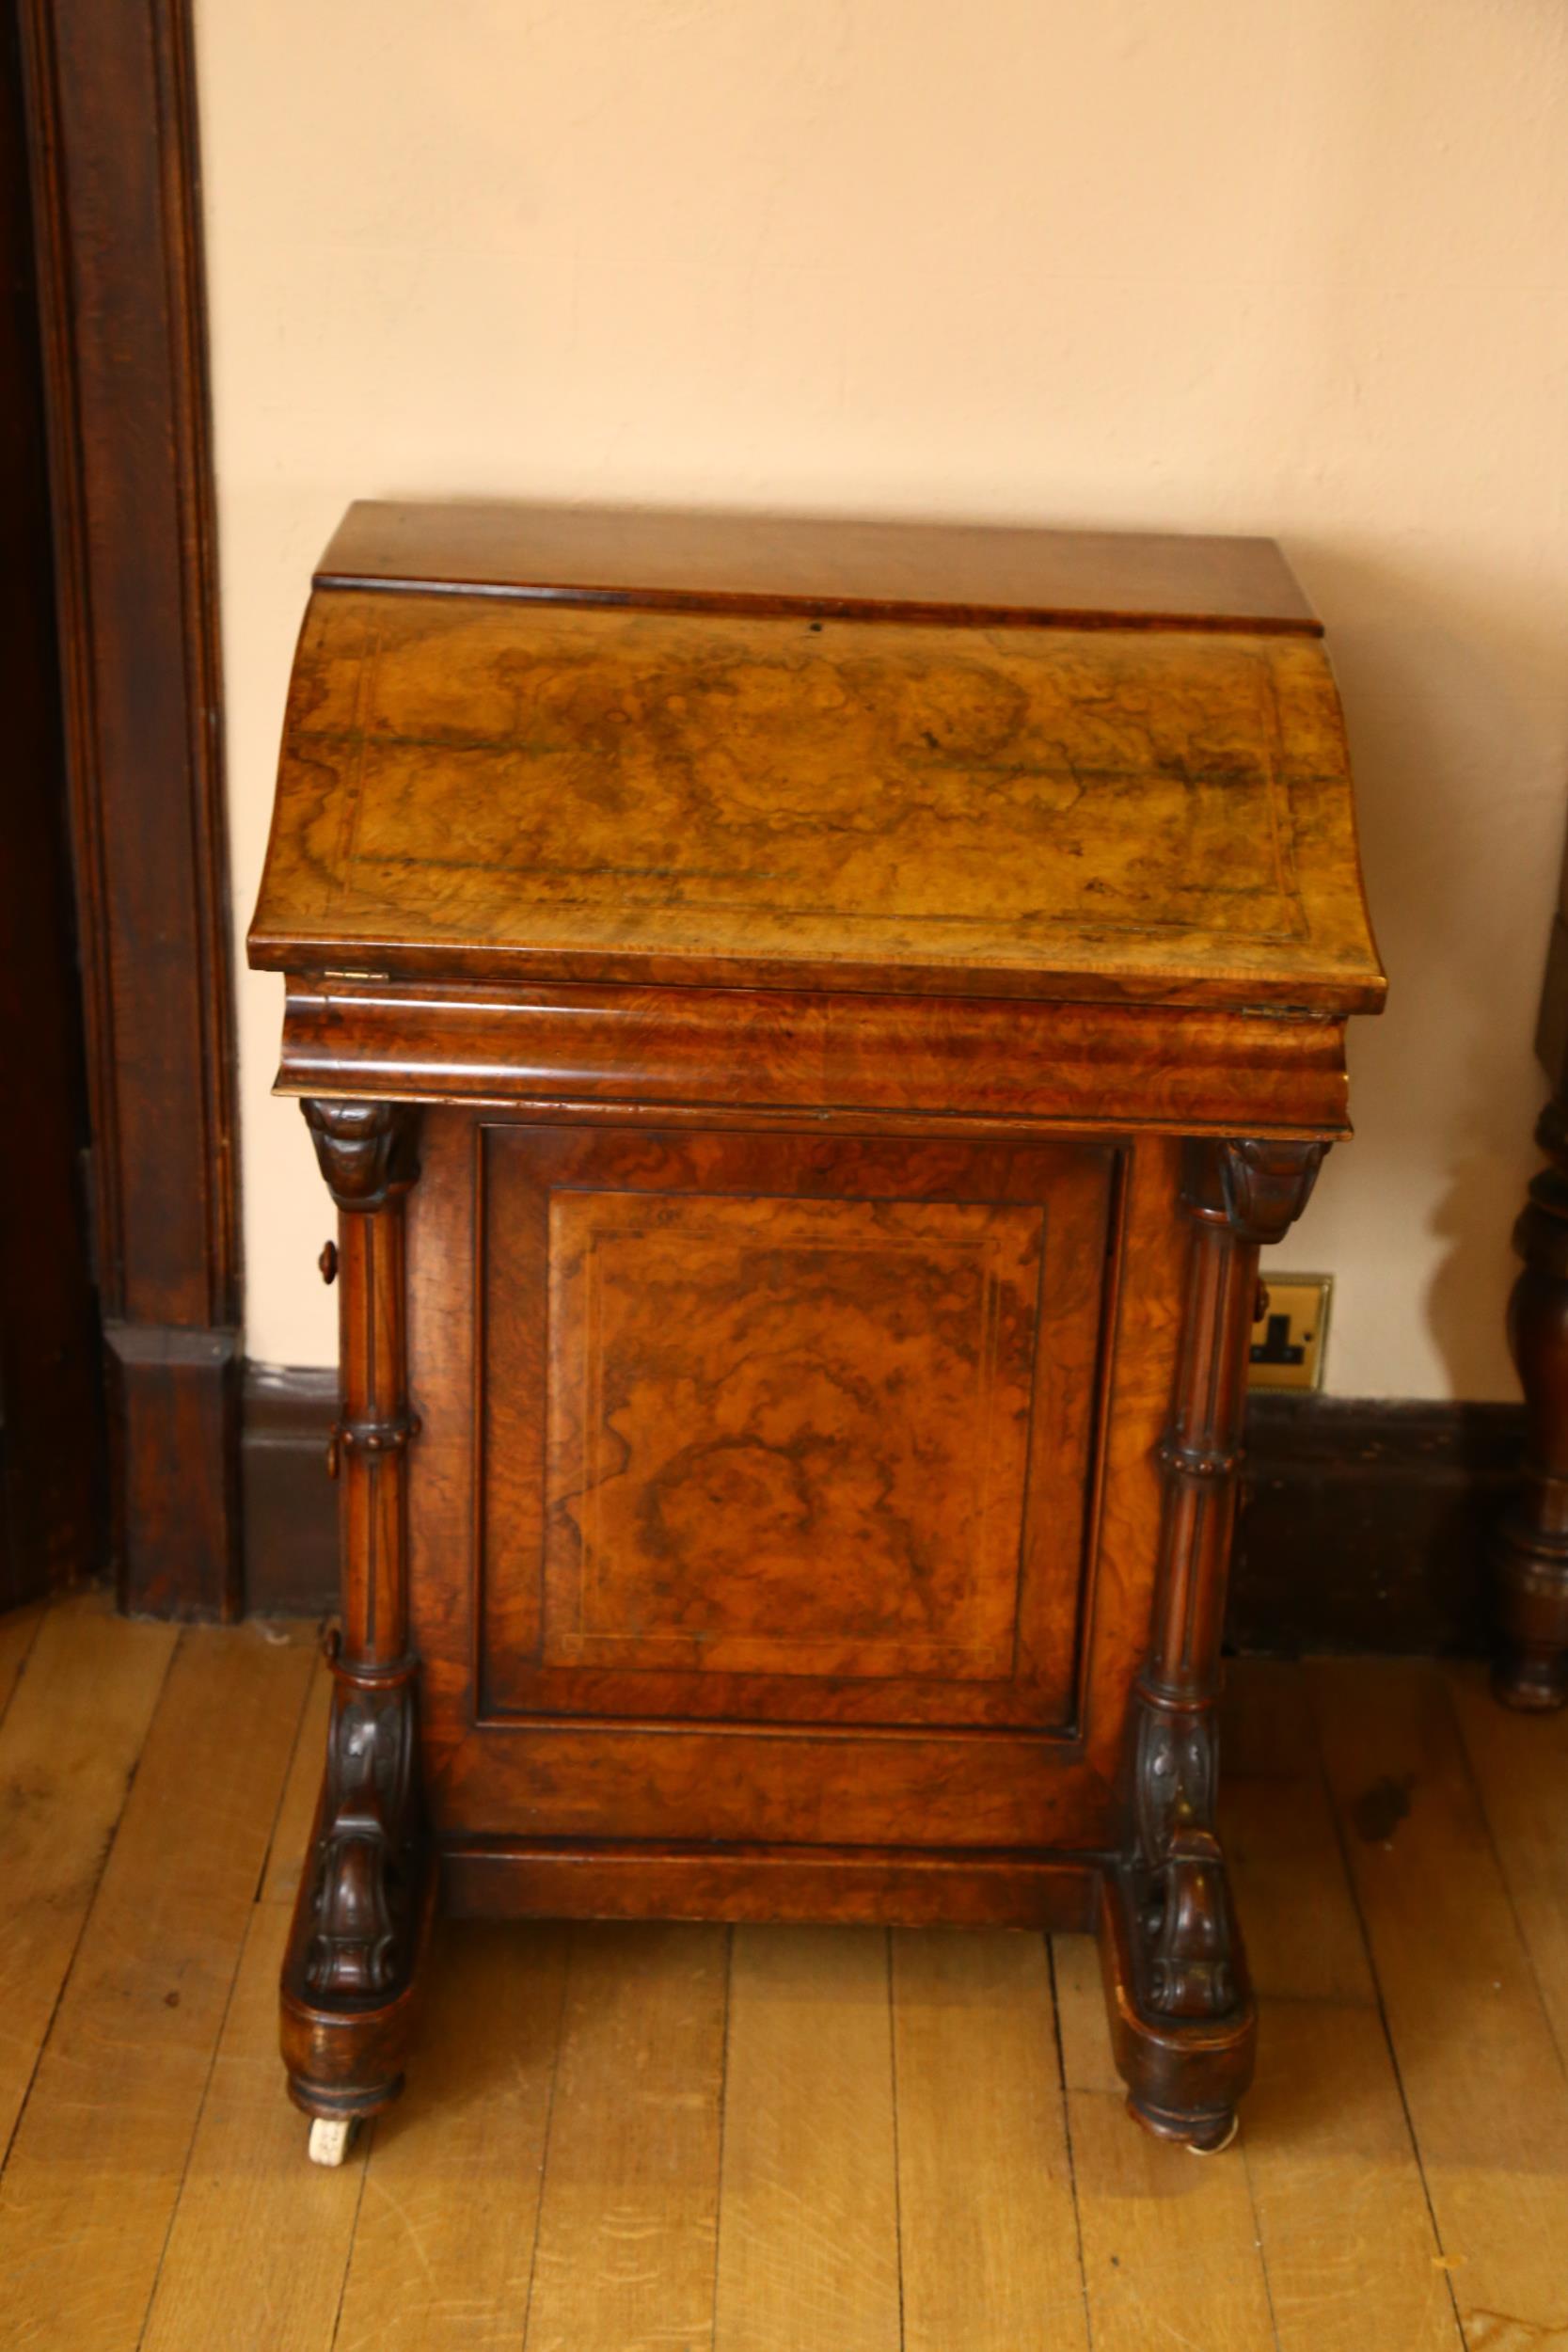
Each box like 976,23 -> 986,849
280,1836 -> 1256,2154
441,1838 -> 1100,1931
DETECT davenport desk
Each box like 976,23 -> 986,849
248,504 -> 1385,2163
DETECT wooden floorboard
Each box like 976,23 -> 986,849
1243,2002 -> 1464,2352
336,1920 -> 568,2352
891,1927 -> 1087,2352
138,1899 -> 369,2352
0,1619 -> 312,2352
1310,1657 -> 1568,2349
1447,1660 -> 1568,2074
0,1595 -> 45,1724
1222,1694 -> 1464,2352
715,1925 -> 901,2352
1052,1930 -> 1279,2352
525,1922 -> 727,2352
0,1596 -> 177,2169
6,1617 -> 1568,2347
138,1661 -> 357,2352
259,1649 -> 332,1913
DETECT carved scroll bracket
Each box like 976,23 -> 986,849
1213,1136 -> 1326,1246
1132,1690 -> 1233,2018
302,1098 -> 421,1212
306,1641 -> 421,2000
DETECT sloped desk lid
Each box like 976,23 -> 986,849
248,504 -> 1385,1014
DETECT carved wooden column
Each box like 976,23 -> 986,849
1494,1095 -> 1568,1709
280,1098 -> 434,2145
1104,1136 -> 1324,2151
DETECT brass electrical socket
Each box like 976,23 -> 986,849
1248,1274 -> 1332,1391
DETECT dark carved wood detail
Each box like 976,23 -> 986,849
283,1096 -> 430,2122
1132,1695 -> 1234,2019
1155,1438 -> 1240,1482
1494,1095 -> 1568,1709
330,1412 -> 422,1458
1116,1136 -> 1324,2142
1216,1136 -> 1326,1246
301,1098 -> 420,1213
306,1645 -> 421,1999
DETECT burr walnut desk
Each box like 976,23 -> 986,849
248,502 -> 1385,2163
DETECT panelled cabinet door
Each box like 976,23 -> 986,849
406,1112 -> 1181,1851
484,1122 -> 1114,1728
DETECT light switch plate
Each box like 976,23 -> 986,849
1249,1274 -> 1332,1391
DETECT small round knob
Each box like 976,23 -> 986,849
319,1239 -> 339,1285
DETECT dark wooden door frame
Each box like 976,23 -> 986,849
16,0 -> 241,1617
0,0 -> 103,1609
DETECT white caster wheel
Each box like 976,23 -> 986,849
308,2115 -> 357,2168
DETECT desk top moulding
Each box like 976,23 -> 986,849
248,502 -> 1384,2166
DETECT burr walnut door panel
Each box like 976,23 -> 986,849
468,1123 -> 1119,1734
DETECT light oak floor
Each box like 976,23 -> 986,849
2,1596 -> 1567,2351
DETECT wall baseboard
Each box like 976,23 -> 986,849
1233,1394 -> 1518,1657
242,1362 -> 338,1618
241,1364 -> 1520,1656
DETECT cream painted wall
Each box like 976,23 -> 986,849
197,0 -> 1568,1396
